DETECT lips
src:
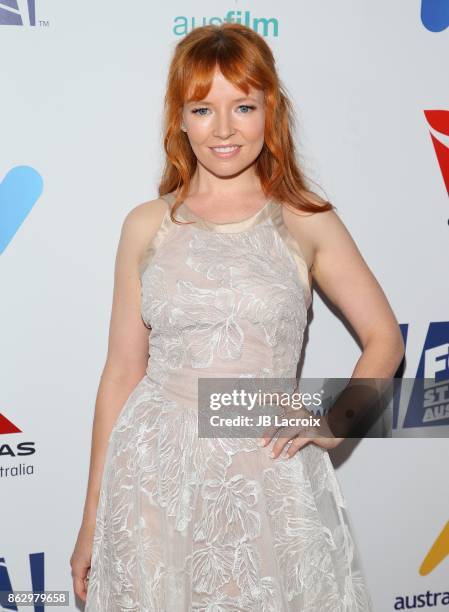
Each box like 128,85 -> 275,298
211,145 -> 240,152
209,145 -> 242,159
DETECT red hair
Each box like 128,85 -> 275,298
159,23 -> 334,224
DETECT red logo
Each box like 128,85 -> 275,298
0,413 -> 22,434
424,110 -> 449,197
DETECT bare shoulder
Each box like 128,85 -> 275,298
125,196 -> 169,237
119,196 -> 169,254
280,196 -> 344,271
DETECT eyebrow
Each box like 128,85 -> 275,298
187,96 -> 258,105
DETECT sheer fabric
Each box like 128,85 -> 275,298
84,192 -> 374,611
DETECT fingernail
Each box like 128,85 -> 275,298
257,438 -> 266,446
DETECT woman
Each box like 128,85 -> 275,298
71,23 -> 404,610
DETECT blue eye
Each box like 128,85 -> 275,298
191,105 -> 257,116
191,107 -> 210,116
238,105 -> 256,113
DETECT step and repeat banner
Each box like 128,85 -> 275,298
1,1 -> 448,610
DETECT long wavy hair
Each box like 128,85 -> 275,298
159,23 -> 334,224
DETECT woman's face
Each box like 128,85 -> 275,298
182,67 -> 265,178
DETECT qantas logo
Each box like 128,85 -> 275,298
0,413 -> 22,434
0,413 -> 35,461
424,110 -> 449,199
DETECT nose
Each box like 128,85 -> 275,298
213,110 -> 236,140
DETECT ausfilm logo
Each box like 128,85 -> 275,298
0,0 -> 41,27
0,413 -> 35,478
173,11 -> 279,37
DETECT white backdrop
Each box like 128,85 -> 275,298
1,1 -> 448,610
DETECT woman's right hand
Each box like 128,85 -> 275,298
70,523 -> 95,603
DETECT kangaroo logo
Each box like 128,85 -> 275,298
420,521 -> 449,575
424,110 -> 449,199
0,413 -> 22,434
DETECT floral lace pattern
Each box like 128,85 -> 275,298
85,195 -> 374,611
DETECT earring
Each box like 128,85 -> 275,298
181,124 -> 187,132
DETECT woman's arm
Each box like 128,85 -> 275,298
307,208 -> 404,437
71,197 -> 168,602
264,204 -> 405,457
308,208 -> 405,373
283,203 -> 405,373
80,197 -> 168,531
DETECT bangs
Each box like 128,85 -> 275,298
182,41 -> 264,103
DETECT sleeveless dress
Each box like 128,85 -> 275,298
84,192 -> 374,612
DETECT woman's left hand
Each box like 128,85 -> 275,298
257,406 -> 344,459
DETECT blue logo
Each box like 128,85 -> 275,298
0,166 -> 43,254
394,322 -> 449,428
392,323 -> 409,429
0,552 -> 44,610
421,0 -> 449,32
0,0 -> 36,26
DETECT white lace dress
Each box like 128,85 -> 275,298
84,192 -> 374,611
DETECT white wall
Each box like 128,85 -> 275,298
1,1 -> 448,610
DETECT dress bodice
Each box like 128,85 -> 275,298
139,191 -> 312,405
